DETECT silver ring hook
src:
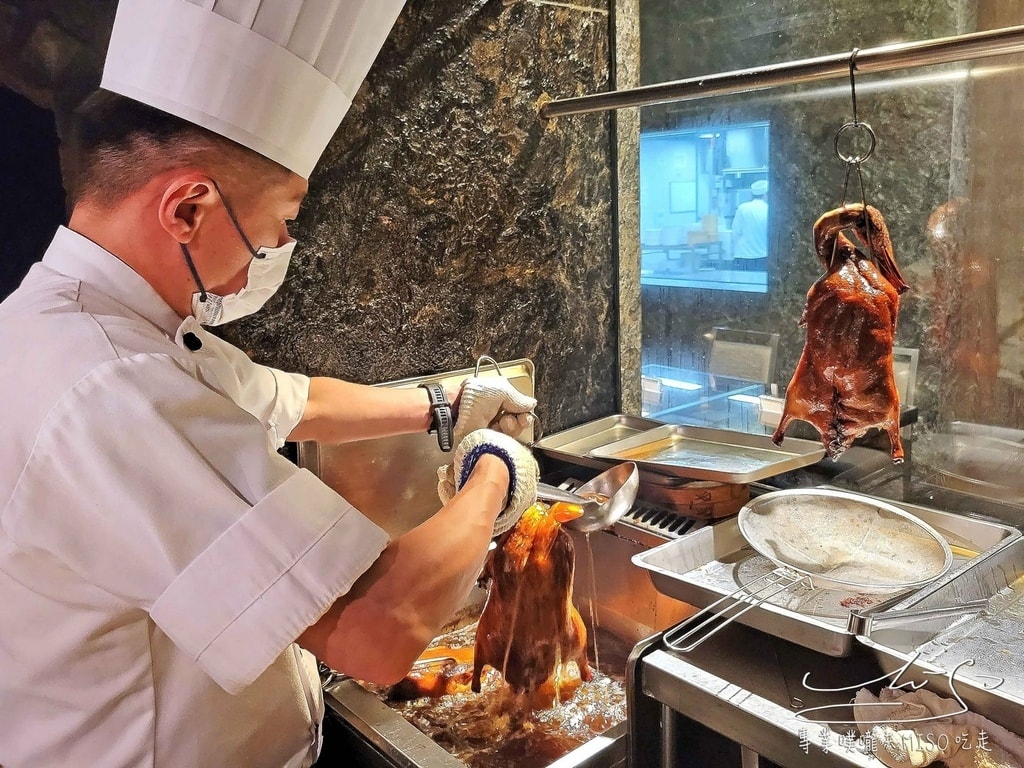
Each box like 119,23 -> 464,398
833,121 -> 876,165
474,355 -> 503,377
834,48 -> 876,165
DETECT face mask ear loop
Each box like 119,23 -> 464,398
180,243 -> 208,302
208,178 -> 263,259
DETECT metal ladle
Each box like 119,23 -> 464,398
536,461 -> 640,533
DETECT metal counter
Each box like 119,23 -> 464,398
629,624 -> 890,768
626,495 -> 1024,768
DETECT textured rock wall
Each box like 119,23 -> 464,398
614,0 -> 643,416
0,0 -> 618,433
224,1 -> 617,433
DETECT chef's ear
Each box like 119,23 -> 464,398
157,175 -> 219,243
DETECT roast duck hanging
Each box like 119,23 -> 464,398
391,502 -> 593,703
472,501 -> 593,696
772,203 -> 910,462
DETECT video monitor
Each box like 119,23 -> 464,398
639,121 -> 770,294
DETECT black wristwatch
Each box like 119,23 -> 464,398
419,382 -> 454,452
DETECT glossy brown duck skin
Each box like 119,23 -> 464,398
472,504 -> 593,695
772,204 -> 909,462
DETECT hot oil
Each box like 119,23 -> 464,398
551,494 -> 608,673
362,504 -> 627,767
584,531 -> 600,672
500,576 -> 525,685
364,621 -> 629,768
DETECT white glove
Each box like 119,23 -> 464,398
437,429 -> 539,537
453,376 -> 537,445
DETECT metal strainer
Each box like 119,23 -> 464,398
663,489 -> 953,652
738,489 -> 952,593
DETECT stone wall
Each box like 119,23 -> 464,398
0,0 -> 113,134
0,0 -> 618,434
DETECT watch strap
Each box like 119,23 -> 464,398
419,382 -> 454,452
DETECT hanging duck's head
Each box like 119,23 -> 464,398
854,205 -> 909,295
812,204 -> 909,294
814,204 -> 867,271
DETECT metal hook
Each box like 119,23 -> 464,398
474,355 -> 503,377
839,158 -> 873,207
849,48 -> 860,123
473,354 -> 542,445
524,411 -> 544,448
834,47 -> 876,261
837,161 -> 875,262
833,49 -> 877,167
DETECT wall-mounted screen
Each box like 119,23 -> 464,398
639,122 -> 769,294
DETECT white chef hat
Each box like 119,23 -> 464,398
751,180 -> 768,196
100,0 -> 406,179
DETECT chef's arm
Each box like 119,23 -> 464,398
296,455 -> 508,684
287,377 -> 459,444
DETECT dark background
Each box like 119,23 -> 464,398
0,87 -> 65,300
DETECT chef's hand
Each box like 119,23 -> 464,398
437,429 -> 539,537
453,376 -> 537,445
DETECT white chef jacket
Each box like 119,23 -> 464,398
731,197 -> 768,261
0,227 -> 390,768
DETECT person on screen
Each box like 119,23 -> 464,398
731,179 -> 768,271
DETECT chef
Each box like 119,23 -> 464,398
731,179 -> 769,270
0,1 -> 540,767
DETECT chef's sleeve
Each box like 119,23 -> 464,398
3,353 -> 389,694
180,323 -> 309,448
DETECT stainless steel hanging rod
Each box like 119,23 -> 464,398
541,24 -> 1024,118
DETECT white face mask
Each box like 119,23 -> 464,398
190,239 -> 296,326
181,179 -> 297,326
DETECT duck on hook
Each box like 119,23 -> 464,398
772,51 -> 910,463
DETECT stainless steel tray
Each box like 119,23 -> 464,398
533,414 -> 665,470
299,358 -> 534,537
857,535 -> 1024,732
591,424 -> 825,483
632,492 -> 1020,657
